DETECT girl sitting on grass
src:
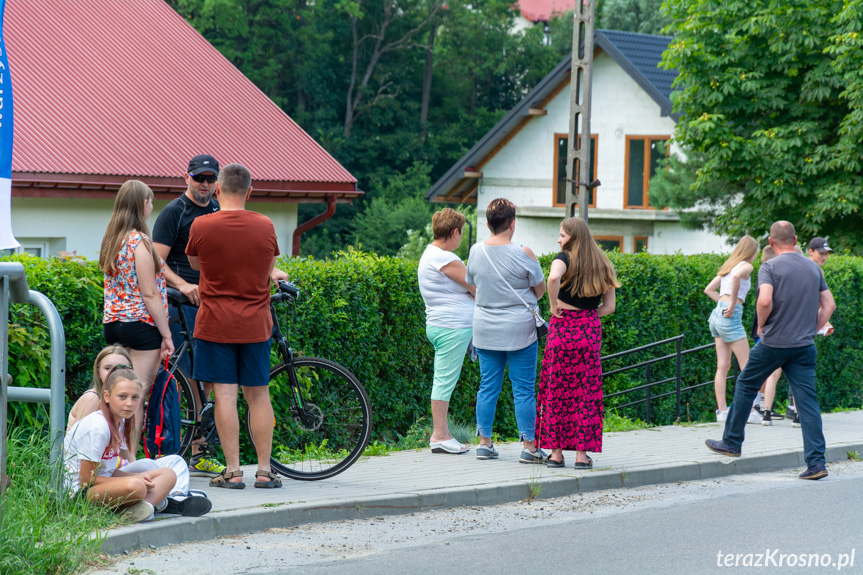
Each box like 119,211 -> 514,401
63,368 -> 210,522
66,344 -> 132,432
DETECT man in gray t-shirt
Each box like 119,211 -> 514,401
706,221 -> 836,480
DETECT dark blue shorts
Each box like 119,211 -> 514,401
194,339 -> 271,387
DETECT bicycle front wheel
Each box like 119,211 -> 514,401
168,360 -> 197,459
248,357 -> 372,481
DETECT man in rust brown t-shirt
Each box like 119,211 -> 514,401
186,163 -> 283,489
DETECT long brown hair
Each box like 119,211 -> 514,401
559,217 -> 621,298
99,368 -> 142,454
717,236 -> 758,277
98,180 -> 160,274
90,344 -> 132,396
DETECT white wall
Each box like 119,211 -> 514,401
10,196 -> 299,260
472,51 -> 725,255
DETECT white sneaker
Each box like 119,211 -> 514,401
121,500 -> 155,523
716,409 -> 729,422
746,410 -> 762,424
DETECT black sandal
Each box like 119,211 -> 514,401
254,470 -> 283,489
546,456 -> 565,468
574,455 -> 593,469
209,469 -> 246,489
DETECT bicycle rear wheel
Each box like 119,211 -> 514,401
247,357 -> 372,481
167,360 -> 197,458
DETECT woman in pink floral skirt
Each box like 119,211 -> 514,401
536,217 -> 619,469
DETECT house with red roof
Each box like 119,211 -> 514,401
2,0 -> 359,259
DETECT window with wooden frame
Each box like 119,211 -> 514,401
595,235 -> 623,252
554,133 -> 597,208
633,236 -> 648,253
624,136 -> 669,209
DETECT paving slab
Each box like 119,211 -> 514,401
100,410 -> 863,554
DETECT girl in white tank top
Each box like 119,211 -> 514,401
703,236 -> 758,422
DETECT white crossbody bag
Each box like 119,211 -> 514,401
480,243 -> 548,339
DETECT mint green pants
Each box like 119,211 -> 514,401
426,325 -> 473,402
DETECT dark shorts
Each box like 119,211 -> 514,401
104,320 -> 161,351
194,339 -> 271,387
169,303 -> 199,376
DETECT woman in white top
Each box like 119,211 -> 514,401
417,208 -> 476,454
704,235 -> 758,422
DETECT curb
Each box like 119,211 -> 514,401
100,441 -> 863,554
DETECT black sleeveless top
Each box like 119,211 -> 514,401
553,252 -> 602,310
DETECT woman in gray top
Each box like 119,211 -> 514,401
465,198 -> 547,463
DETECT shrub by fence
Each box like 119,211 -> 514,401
4,249 -> 862,448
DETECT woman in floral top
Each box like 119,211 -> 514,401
99,180 -> 174,456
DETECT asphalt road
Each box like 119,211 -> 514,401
95,461 -> 863,575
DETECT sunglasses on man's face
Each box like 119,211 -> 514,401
190,173 -> 217,184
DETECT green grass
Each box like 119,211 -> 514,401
602,410 -> 649,433
0,427 -> 120,575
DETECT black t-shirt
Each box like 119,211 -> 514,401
553,252 -> 602,310
152,194 -> 219,285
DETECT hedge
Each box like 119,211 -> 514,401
4,249 -> 862,447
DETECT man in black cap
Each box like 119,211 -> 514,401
807,237 -> 833,267
153,154 -> 288,477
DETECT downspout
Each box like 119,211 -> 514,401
292,195 -> 337,256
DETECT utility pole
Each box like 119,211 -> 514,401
565,0 -> 598,221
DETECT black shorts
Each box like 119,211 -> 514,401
104,320 -> 161,351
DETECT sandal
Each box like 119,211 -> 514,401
254,470 -> 283,489
209,469 -> 246,489
574,455 -> 593,470
546,456 -> 565,468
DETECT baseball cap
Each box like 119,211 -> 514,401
808,237 -> 833,253
188,154 -> 220,176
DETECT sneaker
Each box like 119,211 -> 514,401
799,464 -> 828,480
164,492 -> 212,517
785,407 -> 797,420
767,409 -> 784,421
753,403 -> 763,415
187,489 -> 209,499
519,448 -> 548,464
705,439 -> 741,457
716,409 -> 729,422
746,410 -> 762,424
791,411 -> 801,428
154,498 -> 168,513
189,454 -> 227,478
475,444 -> 499,460
121,500 -> 154,523
761,410 -> 772,426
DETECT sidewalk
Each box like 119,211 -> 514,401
101,410 -> 863,554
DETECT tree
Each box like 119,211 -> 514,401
597,0 -> 671,35
658,0 -> 863,250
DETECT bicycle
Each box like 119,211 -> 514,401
163,280 -> 372,481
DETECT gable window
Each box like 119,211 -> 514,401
554,133 -> 597,208
595,235 -> 623,252
624,136 -> 669,209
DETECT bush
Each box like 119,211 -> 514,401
4,249 -> 862,457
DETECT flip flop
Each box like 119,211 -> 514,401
430,438 -> 470,454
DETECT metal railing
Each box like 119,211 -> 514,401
603,334 -> 739,425
1,262 -> 66,495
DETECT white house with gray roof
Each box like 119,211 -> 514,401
427,29 -> 724,256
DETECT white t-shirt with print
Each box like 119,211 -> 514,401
63,411 -> 126,492
417,244 -> 474,329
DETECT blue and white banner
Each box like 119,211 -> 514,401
0,0 -> 17,250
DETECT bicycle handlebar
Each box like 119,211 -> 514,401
166,281 -> 300,308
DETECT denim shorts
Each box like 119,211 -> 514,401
194,339 -> 271,387
708,301 -> 747,343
